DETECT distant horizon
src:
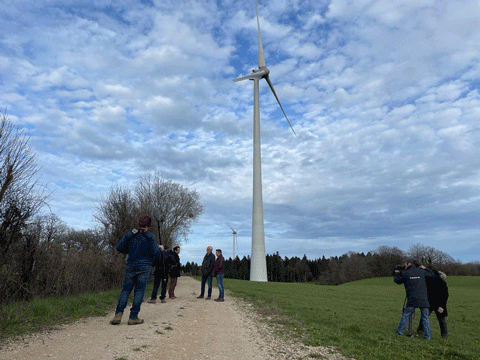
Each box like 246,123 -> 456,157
179,251 -> 479,267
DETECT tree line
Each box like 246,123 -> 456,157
184,244 -> 480,285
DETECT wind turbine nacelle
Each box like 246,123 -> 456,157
234,67 -> 270,82
254,67 -> 270,78
258,66 -> 269,73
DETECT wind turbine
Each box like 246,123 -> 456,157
233,0 -> 296,282
228,224 -> 242,259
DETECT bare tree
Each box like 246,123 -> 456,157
408,243 -> 455,268
134,172 -> 204,247
1,109 -> 47,257
0,110 -> 38,202
95,173 -> 204,249
94,184 -> 137,248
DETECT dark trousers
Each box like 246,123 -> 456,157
150,269 -> 168,300
417,309 -> 448,337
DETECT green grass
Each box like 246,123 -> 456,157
0,285 -> 155,341
224,276 -> 480,360
2,277 -> 479,360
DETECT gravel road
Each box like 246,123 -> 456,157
1,277 -> 351,360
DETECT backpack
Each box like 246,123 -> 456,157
153,249 -> 167,269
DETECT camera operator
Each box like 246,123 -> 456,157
393,259 -> 436,340
110,215 -> 162,326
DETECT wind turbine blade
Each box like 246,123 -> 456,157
233,74 -> 253,82
227,223 -> 235,231
265,76 -> 297,137
256,0 -> 266,68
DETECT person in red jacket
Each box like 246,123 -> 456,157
214,249 -> 225,302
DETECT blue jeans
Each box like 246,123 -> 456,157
200,274 -> 213,297
397,306 -> 431,339
216,274 -> 225,299
115,266 -> 152,319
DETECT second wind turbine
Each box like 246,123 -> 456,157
233,0 -> 296,282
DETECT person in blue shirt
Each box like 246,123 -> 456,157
110,215 -> 162,325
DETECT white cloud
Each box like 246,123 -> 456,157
389,104 -> 416,118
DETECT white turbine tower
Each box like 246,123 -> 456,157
228,224 -> 242,259
233,0 -> 296,282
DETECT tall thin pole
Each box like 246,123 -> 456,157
232,232 -> 236,259
156,217 -> 164,245
251,78 -> 267,282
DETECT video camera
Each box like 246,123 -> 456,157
394,264 -> 406,271
392,264 -> 405,276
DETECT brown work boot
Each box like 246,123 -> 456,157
110,312 -> 123,325
128,318 -> 144,325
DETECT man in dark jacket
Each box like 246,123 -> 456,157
394,260 -> 436,339
168,246 -> 181,299
197,246 -> 215,300
417,270 -> 449,338
110,215 -> 162,325
147,245 -> 169,304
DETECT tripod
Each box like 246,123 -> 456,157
402,297 -> 415,337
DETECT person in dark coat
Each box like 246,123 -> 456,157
417,269 -> 449,338
197,246 -> 215,300
167,246 -> 181,299
147,245 -> 169,304
394,260 -> 436,339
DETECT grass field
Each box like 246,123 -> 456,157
1,276 -> 479,360
0,289 -> 120,340
223,276 -> 480,360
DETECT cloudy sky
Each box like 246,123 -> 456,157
2,0 -> 479,265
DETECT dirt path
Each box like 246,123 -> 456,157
1,277 -> 350,360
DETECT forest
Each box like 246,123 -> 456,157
183,244 -> 480,285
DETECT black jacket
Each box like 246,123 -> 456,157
426,272 -> 449,317
167,251 -> 181,278
394,265 -> 435,308
153,250 -> 168,274
201,252 -> 216,276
